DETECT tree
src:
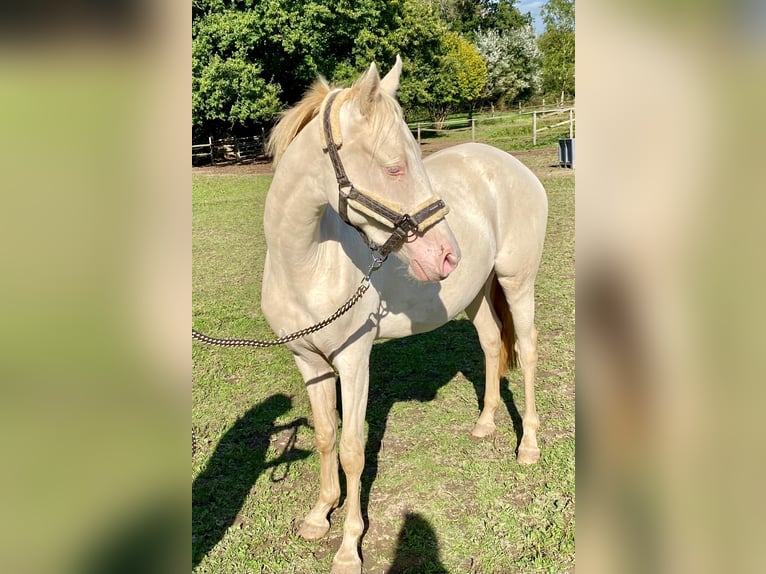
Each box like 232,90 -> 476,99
193,55 -> 281,129
488,0 -> 533,33
475,25 -> 541,108
538,0 -> 575,103
332,0 -> 453,122
192,0 -> 385,138
192,7 -> 283,137
434,0 -> 532,39
427,33 -> 487,125
191,0 -> 513,138
541,0 -> 574,31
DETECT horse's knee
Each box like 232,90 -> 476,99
339,437 -> 364,475
314,426 -> 337,454
516,336 -> 538,368
478,320 -> 501,350
521,347 -> 538,369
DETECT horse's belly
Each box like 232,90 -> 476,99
375,255 -> 492,338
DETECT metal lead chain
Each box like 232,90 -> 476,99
192,252 -> 383,348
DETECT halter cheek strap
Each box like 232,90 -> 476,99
320,89 -> 449,258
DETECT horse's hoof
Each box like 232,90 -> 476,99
298,519 -> 330,541
330,557 -> 362,574
517,446 -> 540,464
471,421 -> 496,438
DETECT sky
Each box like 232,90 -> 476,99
516,0 -> 546,35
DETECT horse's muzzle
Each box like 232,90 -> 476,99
406,227 -> 461,282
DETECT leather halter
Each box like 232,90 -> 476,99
320,89 -> 449,259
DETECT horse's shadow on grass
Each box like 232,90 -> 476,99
192,393 -> 311,569
356,318 -> 524,536
191,319 -> 523,569
386,512 -> 449,574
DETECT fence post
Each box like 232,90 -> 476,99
209,136 -> 215,165
417,123 -> 421,145
471,118 -> 475,142
533,111 -> 538,146
569,109 -> 574,138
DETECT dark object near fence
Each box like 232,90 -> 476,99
558,138 -> 575,168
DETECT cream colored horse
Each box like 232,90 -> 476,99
262,57 -> 547,574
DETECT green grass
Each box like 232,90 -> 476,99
192,148 -> 574,573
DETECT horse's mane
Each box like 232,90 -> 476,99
267,71 -> 405,168
266,78 -> 332,167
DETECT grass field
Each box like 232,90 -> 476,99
409,108 -> 575,151
192,145 -> 574,573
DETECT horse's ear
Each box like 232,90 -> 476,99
357,62 -> 381,117
380,55 -> 402,97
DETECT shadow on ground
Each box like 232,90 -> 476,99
386,512 -> 449,574
192,393 -> 310,569
191,319 -> 524,570
360,319 -> 523,526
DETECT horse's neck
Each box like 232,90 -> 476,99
264,124 -> 346,279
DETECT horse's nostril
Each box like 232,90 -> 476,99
442,251 -> 459,277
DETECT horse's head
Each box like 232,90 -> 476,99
327,57 -> 461,282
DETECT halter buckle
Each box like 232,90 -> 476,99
393,214 -> 418,238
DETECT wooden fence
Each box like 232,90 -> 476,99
524,107 -> 575,145
409,117 -> 478,144
192,134 -> 265,166
193,106 -> 576,165
408,106 -> 575,148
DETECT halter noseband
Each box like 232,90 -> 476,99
320,89 -> 449,259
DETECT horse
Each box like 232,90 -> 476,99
261,56 -> 548,574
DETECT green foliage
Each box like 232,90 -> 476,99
191,0 -> 558,138
488,0 -> 534,33
192,54 -> 281,128
435,0 -> 532,39
541,0 -> 575,31
335,0 -> 450,109
429,32 -> 487,123
449,33 -> 488,106
538,0 -> 575,101
193,0 -> 383,137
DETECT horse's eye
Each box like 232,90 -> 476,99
385,165 -> 404,176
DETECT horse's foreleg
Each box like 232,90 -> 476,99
501,280 -> 541,464
293,352 -> 340,541
331,353 -> 370,574
466,289 -> 502,438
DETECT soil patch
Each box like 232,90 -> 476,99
193,158 -> 274,176
192,142 -> 572,180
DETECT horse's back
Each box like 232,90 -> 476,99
425,143 -> 547,229
425,143 -> 548,282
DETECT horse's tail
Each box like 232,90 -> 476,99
490,274 -> 518,376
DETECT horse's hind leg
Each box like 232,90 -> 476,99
292,351 -> 340,540
498,277 -> 541,464
466,282 -> 503,438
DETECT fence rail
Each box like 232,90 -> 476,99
193,106 -> 576,165
523,107 -> 575,145
407,106 -> 575,147
192,133 -> 265,166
